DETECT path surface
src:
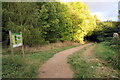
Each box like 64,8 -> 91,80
37,43 -> 93,78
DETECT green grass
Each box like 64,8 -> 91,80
68,43 -> 119,78
94,42 -> 119,77
68,44 -> 97,78
2,44 -> 80,78
94,43 -> 116,62
94,42 -> 119,69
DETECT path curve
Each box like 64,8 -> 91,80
37,43 -> 93,78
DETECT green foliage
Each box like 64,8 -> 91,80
2,2 -> 46,46
38,2 -> 72,42
2,2 -> 98,46
67,2 -> 97,43
91,21 -> 120,42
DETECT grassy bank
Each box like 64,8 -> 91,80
68,43 -> 118,78
94,43 -> 116,67
94,42 -> 119,77
2,42 -> 81,78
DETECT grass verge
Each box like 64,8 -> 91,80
2,44 -> 80,78
94,42 -> 119,77
94,43 -> 116,63
68,44 -> 97,78
68,43 -> 118,78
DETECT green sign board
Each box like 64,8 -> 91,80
11,32 -> 23,48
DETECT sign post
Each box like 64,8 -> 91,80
9,31 -> 24,56
9,31 -> 13,56
20,32 -> 24,57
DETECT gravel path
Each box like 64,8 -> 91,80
37,43 -> 93,78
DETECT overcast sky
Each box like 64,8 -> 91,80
80,0 -> 120,21
82,1 -> 119,21
60,0 -> 120,21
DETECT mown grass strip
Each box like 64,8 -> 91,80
2,44 -> 81,78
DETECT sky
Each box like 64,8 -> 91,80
60,0 -> 120,21
83,1 -> 118,21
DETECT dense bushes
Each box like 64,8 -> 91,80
88,21 -> 120,42
2,2 -> 46,46
2,2 -> 98,47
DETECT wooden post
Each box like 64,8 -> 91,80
20,32 -> 24,57
9,31 -> 14,56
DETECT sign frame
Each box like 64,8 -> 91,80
9,31 -> 24,56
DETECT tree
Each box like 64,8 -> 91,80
2,2 -> 46,46
38,2 -> 72,42
67,2 -> 97,43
